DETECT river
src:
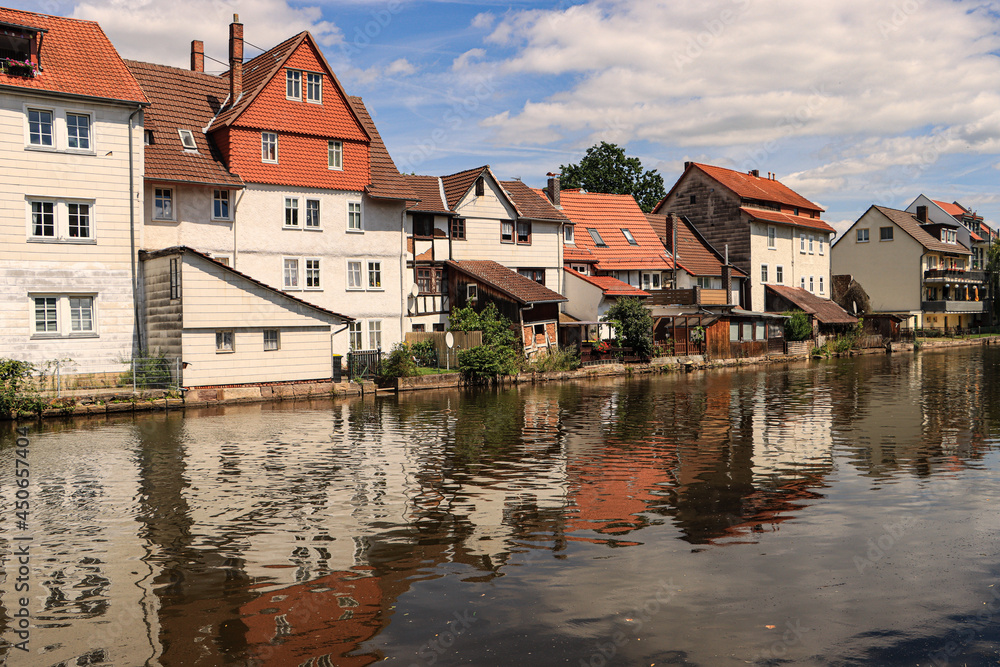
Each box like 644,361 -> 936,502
1,346 -> 999,666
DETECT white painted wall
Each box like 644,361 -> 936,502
0,91 -> 143,374
750,219 -> 832,307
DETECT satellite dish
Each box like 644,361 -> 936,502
409,284 -> 419,298
445,332 -> 455,348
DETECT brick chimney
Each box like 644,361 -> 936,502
546,172 -> 560,206
190,40 -> 204,72
229,14 -> 243,102
916,205 -> 927,222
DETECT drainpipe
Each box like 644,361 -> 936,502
128,105 -> 144,352
919,251 -> 928,330
400,205 -> 407,341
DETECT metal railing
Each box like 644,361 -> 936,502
39,356 -> 181,396
347,349 -> 383,381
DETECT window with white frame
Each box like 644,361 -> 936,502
368,261 -> 382,289
286,69 -> 302,100
347,260 -> 363,290
467,284 -> 478,301
809,276 -> 814,292
349,321 -> 363,350
328,140 -> 342,170
29,200 -> 94,241
28,108 -> 53,146
153,188 -> 174,220
283,258 -> 299,289
857,228 -> 870,243
818,236 -> 824,255
776,265 -> 784,284
564,225 -> 575,244
819,276 -> 825,294
642,272 -> 661,290
67,113 -> 91,150
216,330 -> 234,353
761,264 -> 768,283
178,129 -> 197,150
368,320 -> 382,349
31,295 -> 96,336
264,329 -> 280,351
801,276 -> 805,289
347,201 -> 362,231
213,189 -> 230,220
621,228 -> 638,245
262,132 -> 278,163
305,258 -> 321,289
768,225 -> 776,249
307,72 -> 322,103
305,199 -> 320,228
808,235 -> 814,253
800,233 -> 806,253
284,197 -> 299,228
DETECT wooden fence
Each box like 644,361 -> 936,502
404,331 -> 483,369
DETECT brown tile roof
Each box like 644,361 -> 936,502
0,8 -> 147,105
687,163 -> 822,212
646,213 -> 747,278
766,285 -> 857,325
738,207 -> 836,234
566,268 -> 649,297
403,175 -> 450,213
347,96 -> 415,202
441,166 -> 489,209
501,181 -> 568,222
873,206 -> 972,255
140,246 -> 352,321
446,260 -> 567,305
559,190 -> 673,272
125,60 -> 244,187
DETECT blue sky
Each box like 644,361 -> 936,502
17,0 -> 1000,236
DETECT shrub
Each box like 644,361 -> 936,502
602,297 -> 654,359
525,347 -> 580,372
450,303 -> 519,384
784,311 -> 813,341
410,340 -> 437,367
378,342 -> 417,383
0,358 -> 42,418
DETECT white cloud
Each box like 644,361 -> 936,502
72,0 -> 341,69
471,12 -> 495,30
385,58 -> 417,77
452,48 -> 486,71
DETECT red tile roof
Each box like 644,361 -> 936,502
347,96 -> 415,202
447,260 -> 567,305
766,285 -> 857,325
500,181 -> 568,222
970,231 -> 984,242
932,199 -> 966,217
566,268 -> 649,297
738,207 -> 836,234
403,175 -> 449,213
686,163 -> 823,212
126,60 -> 243,187
645,213 -> 747,278
441,166 -> 489,209
559,190 -> 673,272
0,8 -> 147,105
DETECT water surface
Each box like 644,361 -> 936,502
2,347 -> 1000,666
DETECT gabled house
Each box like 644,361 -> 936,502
127,16 -> 414,358
655,162 -> 834,310
401,166 -> 569,339
555,187 -> 673,291
765,284 -> 857,336
644,212 -> 747,306
906,196 -> 994,270
831,205 -> 979,330
0,8 -> 148,378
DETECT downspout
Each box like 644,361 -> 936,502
919,251 -> 928,330
128,105 -> 144,352
400,205 -> 407,342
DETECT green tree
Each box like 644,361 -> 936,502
784,310 -> 813,341
559,142 -> 666,212
602,297 -> 655,359
449,303 -> 519,383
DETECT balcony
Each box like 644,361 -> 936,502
923,269 -> 985,284
647,288 -> 730,307
921,300 -> 984,313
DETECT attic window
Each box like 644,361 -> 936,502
621,229 -> 638,245
178,129 -> 197,150
475,177 -> 485,197
0,30 -> 31,61
587,228 -> 607,248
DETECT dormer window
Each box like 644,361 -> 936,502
286,69 -> 302,100
0,23 -> 41,77
177,129 -> 197,150
621,229 -> 638,245
307,72 -> 322,103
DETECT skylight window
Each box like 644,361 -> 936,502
587,228 -> 607,248
621,228 -> 638,245
178,129 -> 197,150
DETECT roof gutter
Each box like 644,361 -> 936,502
0,84 -> 148,109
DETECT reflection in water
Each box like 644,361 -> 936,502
1,348 -> 999,665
